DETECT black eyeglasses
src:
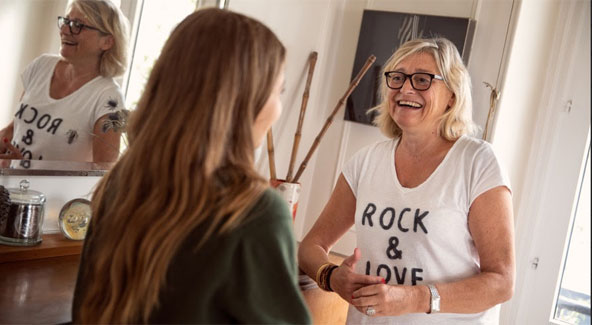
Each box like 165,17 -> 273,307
57,16 -> 101,35
384,71 -> 444,91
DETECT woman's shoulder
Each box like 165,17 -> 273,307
241,188 -> 292,230
455,135 -> 497,157
27,54 -> 62,71
450,136 -> 507,174
352,138 -> 395,159
23,54 -> 61,77
91,75 -> 123,93
36,53 -> 61,64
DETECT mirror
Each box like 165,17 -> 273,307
0,0 -> 137,175
0,0 -> 211,175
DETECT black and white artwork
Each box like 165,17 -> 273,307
345,10 -> 476,125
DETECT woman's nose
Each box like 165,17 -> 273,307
60,24 -> 71,35
400,77 -> 415,92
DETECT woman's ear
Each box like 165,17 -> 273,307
100,35 -> 114,51
447,94 -> 456,110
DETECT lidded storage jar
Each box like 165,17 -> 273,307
0,180 -> 46,246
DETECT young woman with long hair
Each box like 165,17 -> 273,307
72,8 -> 311,324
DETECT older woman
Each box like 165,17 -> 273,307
0,0 -> 128,163
299,38 -> 514,324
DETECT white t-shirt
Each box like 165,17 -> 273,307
12,54 -> 125,163
343,135 -> 511,325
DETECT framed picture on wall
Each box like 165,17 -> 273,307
345,10 -> 476,125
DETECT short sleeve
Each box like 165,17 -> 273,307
21,55 -> 49,90
342,148 -> 366,198
469,144 -> 512,205
92,84 -> 126,127
225,191 -> 312,324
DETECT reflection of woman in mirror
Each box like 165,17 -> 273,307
72,8 -> 311,324
0,0 -> 129,163
299,38 -> 514,323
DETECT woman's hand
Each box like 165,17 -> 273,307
0,138 -> 24,160
331,248 -> 384,304
351,283 -> 428,317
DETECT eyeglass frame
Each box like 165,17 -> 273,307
384,71 -> 445,91
57,16 -> 102,35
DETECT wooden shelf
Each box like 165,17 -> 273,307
0,233 -> 83,263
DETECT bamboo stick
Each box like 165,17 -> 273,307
286,51 -> 318,182
292,55 -> 376,183
266,128 -> 277,181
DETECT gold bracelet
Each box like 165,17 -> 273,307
316,263 -> 338,291
315,263 -> 333,285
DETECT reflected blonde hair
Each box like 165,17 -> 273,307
69,0 -> 129,77
75,8 -> 285,323
373,38 -> 477,140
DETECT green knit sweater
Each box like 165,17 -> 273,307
73,188 -> 311,324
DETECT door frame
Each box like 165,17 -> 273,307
500,0 -> 591,323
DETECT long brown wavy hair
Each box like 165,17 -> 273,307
75,8 -> 285,323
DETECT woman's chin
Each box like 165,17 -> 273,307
59,49 -> 72,60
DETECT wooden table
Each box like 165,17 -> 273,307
0,234 -> 83,324
0,235 -> 349,324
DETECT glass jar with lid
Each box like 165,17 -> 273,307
0,180 -> 46,246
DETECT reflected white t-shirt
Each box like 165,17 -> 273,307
12,54 -> 124,163
342,135 -> 511,325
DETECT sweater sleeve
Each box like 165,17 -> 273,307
225,190 -> 312,324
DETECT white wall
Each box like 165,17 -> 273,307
0,0 -> 66,128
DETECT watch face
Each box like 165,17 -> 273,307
58,198 -> 91,240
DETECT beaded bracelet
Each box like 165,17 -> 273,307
326,264 -> 338,291
315,263 -> 338,291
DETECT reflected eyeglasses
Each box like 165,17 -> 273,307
384,71 -> 444,91
57,16 -> 101,35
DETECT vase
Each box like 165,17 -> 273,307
270,179 -> 301,221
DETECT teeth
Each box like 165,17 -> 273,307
398,100 -> 422,108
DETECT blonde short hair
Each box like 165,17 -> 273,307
69,0 -> 129,78
373,38 -> 477,140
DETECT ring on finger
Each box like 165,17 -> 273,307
366,306 -> 376,316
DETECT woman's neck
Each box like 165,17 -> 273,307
397,130 -> 451,160
62,59 -> 100,83
49,58 -> 101,99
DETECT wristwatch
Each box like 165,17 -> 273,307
427,284 -> 440,314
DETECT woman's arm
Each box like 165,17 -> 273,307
351,186 -> 515,316
298,174 -> 383,303
92,114 -> 121,163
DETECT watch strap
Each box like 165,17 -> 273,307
427,284 -> 440,314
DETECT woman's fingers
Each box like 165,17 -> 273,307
351,294 -> 377,307
352,273 -> 384,285
1,139 -> 23,159
352,283 -> 381,299
354,304 -> 381,317
3,139 -> 19,153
